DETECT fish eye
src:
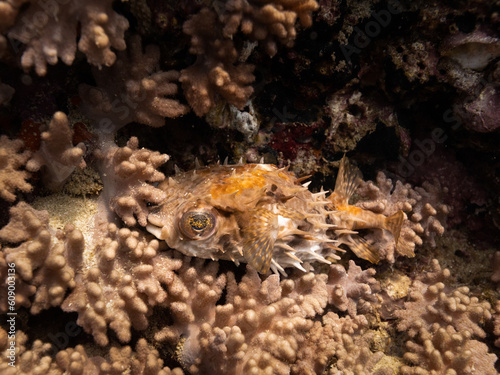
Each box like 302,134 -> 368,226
179,209 -> 216,240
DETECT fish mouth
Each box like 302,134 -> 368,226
146,222 -> 165,240
146,213 -> 168,240
147,212 -> 165,227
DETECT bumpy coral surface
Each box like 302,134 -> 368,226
396,260 -> 496,374
180,8 -> 256,116
355,172 -> 449,262
26,111 -> 86,190
6,0 -> 129,75
80,35 -> 189,129
0,136 -> 32,202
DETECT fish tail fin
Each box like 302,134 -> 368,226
331,155 -> 362,206
396,237 -> 415,257
348,236 -> 380,264
242,209 -> 278,274
384,210 -> 404,244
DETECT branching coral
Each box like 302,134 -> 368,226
159,266 -> 323,374
99,137 -> 169,227
396,259 -> 491,338
355,172 -> 449,262
326,260 -> 379,316
80,34 -> 189,129
153,261 -> 382,374
0,327 -> 185,375
0,135 -> 32,202
180,8 -> 255,116
0,202 -> 83,314
180,0 -> 318,116
61,223 -> 172,346
396,259 -> 496,374
493,300 -> 500,347
401,324 -> 497,375
292,312 -> 390,375
6,0 -> 129,75
26,111 -> 86,191
220,0 -> 319,57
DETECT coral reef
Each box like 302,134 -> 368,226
0,202 -> 83,314
80,35 -> 189,129
5,0 -> 129,76
61,223 -> 167,346
179,8 -> 256,116
219,0 -> 319,57
0,136 -> 32,202
155,262 -> 381,374
0,0 -> 499,374
26,111 -> 86,191
99,136 -> 169,227
355,172 -> 448,262
325,86 -> 398,153
0,326 -> 184,375
396,260 -> 496,374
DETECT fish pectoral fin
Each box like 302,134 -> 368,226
332,155 -> 363,205
384,210 -> 404,244
243,233 -> 276,274
242,209 -> 278,274
348,236 -> 380,264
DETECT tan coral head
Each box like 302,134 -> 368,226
146,162 -> 340,275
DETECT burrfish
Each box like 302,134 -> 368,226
146,157 -> 404,274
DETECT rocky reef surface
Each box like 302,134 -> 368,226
0,0 -> 500,374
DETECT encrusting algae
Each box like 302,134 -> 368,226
147,156 -> 406,274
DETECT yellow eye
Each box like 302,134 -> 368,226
179,210 -> 216,240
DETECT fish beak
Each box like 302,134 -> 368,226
146,212 -> 170,240
146,223 -> 167,240
148,212 -> 165,227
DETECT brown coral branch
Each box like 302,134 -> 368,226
26,111 -> 86,191
180,8 -> 255,116
61,223 -> 173,346
7,0 -> 129,75
101,137 -> 168,227
80,34 -> 189,129
221,0 -> 319,56
0,327 -> 185,374
355,173 -> 449,262
0,202 -> 83,314
0,135 -> 32,202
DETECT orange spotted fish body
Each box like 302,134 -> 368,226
147,157 -> 404,274
147,162 -> 338,274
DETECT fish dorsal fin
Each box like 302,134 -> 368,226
242,208 -> 279,274
334,155 -> 362,205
